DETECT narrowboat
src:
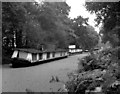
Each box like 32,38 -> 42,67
68,45 -> 83,54
11,48 -> 69,67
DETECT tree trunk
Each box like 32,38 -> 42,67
16,30 -> 22,48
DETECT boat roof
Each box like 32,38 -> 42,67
14,48 -> 67,53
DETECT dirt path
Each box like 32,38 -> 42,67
2,54 -> 88,92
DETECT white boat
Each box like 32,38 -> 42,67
11,48 -> 68,67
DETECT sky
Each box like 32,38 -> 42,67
66,0 -> 100,32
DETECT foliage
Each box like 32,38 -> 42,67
2,2 -> 71,48
71,16 -> 99,50
2,3 -> 23,48
2,2 -> 72,57
66,47 -> 120,93
85,2 -> 120,47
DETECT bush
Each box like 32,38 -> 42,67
66,47 -> 120,94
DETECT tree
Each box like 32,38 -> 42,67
70,16 -> 99,50
2,2 -> 31,48
85,2 -> 120,47
2,2 -> 72,52
37,2 -> 71,49
2,2 -> 28,57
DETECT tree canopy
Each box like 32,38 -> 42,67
70,16 -> 99,50
2,1 -> 99,58
85,2 -> 120,47
2,2 -> 71,51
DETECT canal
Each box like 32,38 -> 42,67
2,53 -> 88,92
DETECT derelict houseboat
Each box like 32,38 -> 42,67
11,48 -> 68,67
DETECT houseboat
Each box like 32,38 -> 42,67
68,45 -> 83,55
11,48 -> 68,67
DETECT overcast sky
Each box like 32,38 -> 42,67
66,0 -> 100,32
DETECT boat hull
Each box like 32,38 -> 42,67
11,56 -> 68,67
11,58 -> 31,67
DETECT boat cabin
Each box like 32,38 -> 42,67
11,48 -> 68,63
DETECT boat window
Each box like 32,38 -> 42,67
60,52 -> 62,56
63,52 -> 65,55
19,51 -> 28,59
52,52 -> 55,57
47,52 -> 50,58
39,53 -> 42,60
32,53 -> 37,61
